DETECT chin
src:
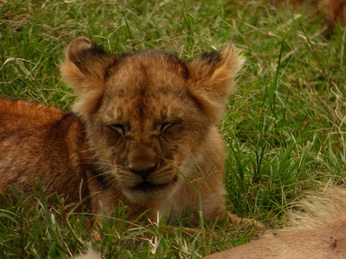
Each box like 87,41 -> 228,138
123,181 -> 179,205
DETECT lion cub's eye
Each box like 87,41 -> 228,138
108,124 -> 126,136
159,120 -> 182,134
160,122 -> 173,133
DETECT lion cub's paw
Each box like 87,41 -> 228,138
72,248 -> 102,259
227,212 -> 265,229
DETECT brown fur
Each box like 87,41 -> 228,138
269,0 -> 346,35
72,249 -> 101,259
0,37 -> 246,226
204,187 -> 346,259
320,0 -> 346,33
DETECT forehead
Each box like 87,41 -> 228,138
102,51 -> 190,121
106,50 -> 188,96
104,93 -> 186,123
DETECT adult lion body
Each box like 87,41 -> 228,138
0,37 -> 244,224
204,187 -> 346,259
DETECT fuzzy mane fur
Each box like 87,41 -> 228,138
284,187 -> 346,231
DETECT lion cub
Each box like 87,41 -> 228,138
0,37 -> 244,226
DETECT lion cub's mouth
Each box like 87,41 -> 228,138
134,181 -> 170,191
132,175 -> 178,192
123,174 -> 179,202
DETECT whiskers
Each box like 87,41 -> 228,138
117,170 -> 142,188
81,148 -> 118,187
147,166 -> 177,185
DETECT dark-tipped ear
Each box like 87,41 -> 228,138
187,44 -> 244,123
60,37 -> 116,117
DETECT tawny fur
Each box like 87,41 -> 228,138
0,37 -> 247,228
269,0 -> 346,35
204,187 -> 346,259
72,249 -> 102,259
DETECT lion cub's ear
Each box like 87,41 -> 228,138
187,45 -> 244,123
61,37 -> 116,117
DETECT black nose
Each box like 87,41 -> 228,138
128,164 -> 157,178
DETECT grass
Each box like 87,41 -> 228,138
0,0 -> 345,258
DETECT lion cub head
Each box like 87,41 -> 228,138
61,37 -> 242,204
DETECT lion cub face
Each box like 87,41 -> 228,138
61,37 -> 242,204
92,53 -> 208,202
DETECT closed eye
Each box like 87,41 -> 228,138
160,122 -> 174,133
108,123 -> 126,135
159,119 -> 182,134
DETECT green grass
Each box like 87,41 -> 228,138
0,0 -> 345,258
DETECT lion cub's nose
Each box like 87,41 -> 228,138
128,163 -> 157,178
